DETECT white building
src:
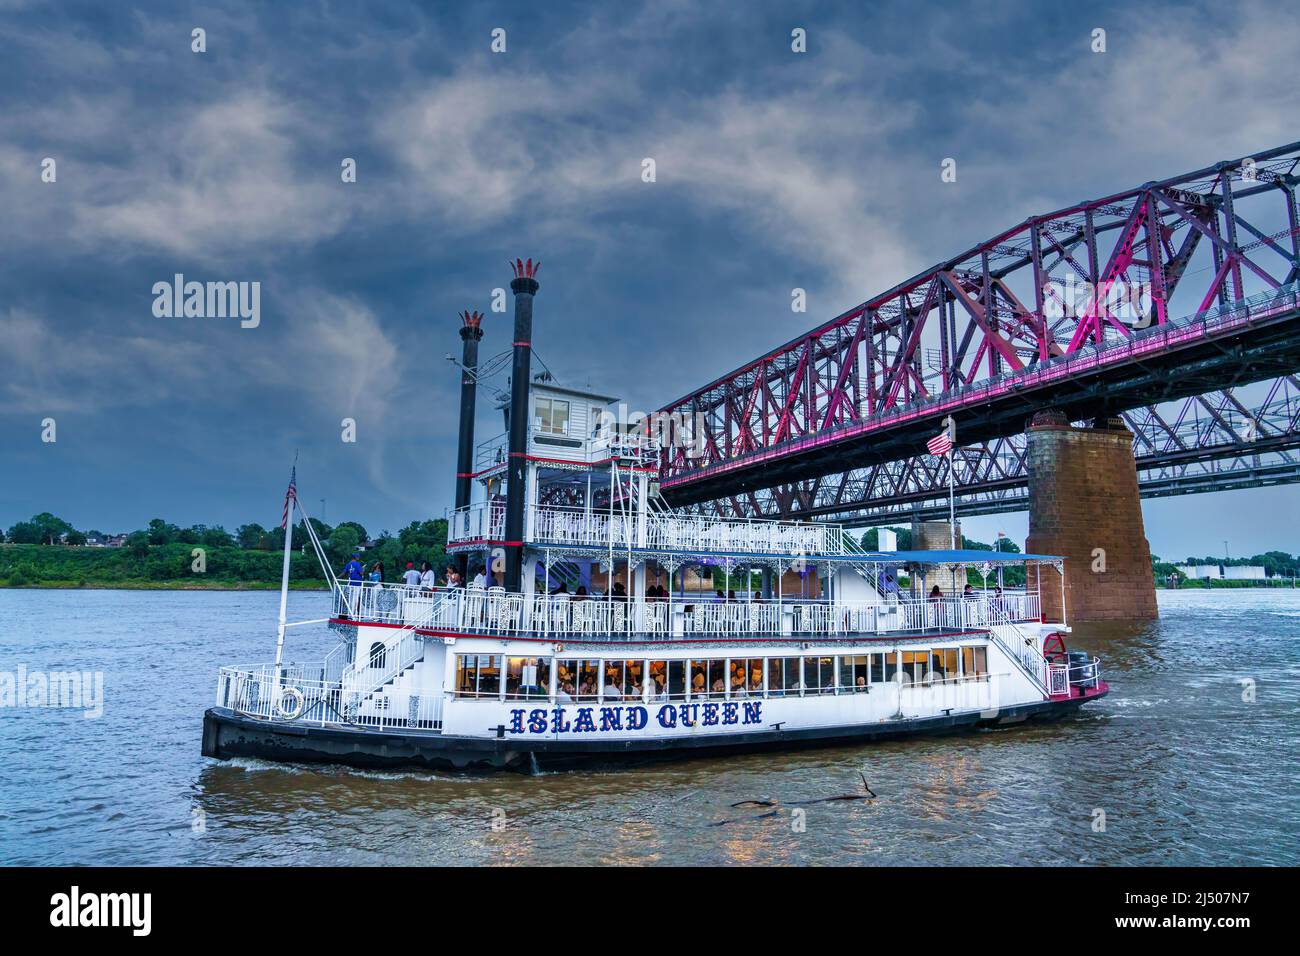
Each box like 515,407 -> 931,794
1223,565 -> 1266,581
1176,564 -> 1221,580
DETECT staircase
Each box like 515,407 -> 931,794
337,587 -> 449,724
983,607 -> 1066,697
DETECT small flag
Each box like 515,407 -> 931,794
926,430 -> 953,456
281,466 -> 298,530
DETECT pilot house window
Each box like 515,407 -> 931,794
535,398 -> 570,435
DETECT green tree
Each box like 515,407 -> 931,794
126,531 -> 150,557
236,523 -> 269,549
64,529 -> 88,546
328,526 -> 361,568
201,525 -> 234,548
7,521 -> 40,544
146,518 -> 178,546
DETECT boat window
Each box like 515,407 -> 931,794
646,660 -> 668,699
368,642 -> 387,671
962,646 -> 988,678
505,657 -> 550,700
740,658 -> 764,696
931,649 -> 959,682
576,659 -> 600,701
690,659 -> 727,698
535,397 -> 570,435
623,659 -> 645,697
456,654 -> 502,698
884,652 -> 899,683
839,655 -> 870,692
602,661 -> 628,700
768,657 -> 802,696
901,650 -> 929,684
869,653 -> 885,684
555,658 -> 579,698
804,656 -> 835,694
666,660 -> 686,699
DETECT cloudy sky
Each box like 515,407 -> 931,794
1,0 -> 1297,558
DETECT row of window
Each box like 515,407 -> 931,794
454,647 -> 989,701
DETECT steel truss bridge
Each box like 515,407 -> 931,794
677,377 -> 1300,524
656,142 -> 1300,521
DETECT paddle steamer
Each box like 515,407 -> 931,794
202,262 -> 1106,772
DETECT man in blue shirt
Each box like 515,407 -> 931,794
344,553 -> 365,583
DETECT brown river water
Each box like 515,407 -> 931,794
1,588 -> 1296,865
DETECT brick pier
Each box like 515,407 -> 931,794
1025,412 -> 1158,621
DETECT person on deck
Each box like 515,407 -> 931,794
929,585 -> 944,601
419,561 -> 437,591
471,567 -> 486,589
402,562 -> 420,587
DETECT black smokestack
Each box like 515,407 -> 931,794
503,258 -> 539,592
454,309 -> 484,576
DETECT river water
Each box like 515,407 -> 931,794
1,588 -> 1296,866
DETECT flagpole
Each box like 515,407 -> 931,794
274,466 -> 296,671
948,447 -> 956,550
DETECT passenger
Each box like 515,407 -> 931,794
612,581 -> 627,599
444,568 -> 463,589
419,561 -> 436,591
749,669 -> 763,693
578,677 -> 596,697
402,562 -> 421,587
601,675 -> 623,699
550,581 -> 569,595
752,590 -> 762,602
573,585 -> 589,600
727,589 -> 737,602
711,677 -> 726,696
368,562 -> 382,583
691,671 -> 706,695
855,675 -> 867,693
555,683 -> 574,704
731,678 -> 748,697
929,584 -> 943,601
344,553 -> 364,584
715,589 -> 725,602
471,567 -> 487,589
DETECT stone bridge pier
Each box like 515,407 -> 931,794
1025,410 -> 1158,622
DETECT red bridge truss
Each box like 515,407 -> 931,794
657,141 -> 1300,511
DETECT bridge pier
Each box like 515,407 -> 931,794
910,518 -> 964,596
1025,411 -> 1158,622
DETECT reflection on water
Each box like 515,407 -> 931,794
1,588 -> 1297,865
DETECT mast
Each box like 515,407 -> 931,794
503,258 -> 539,593
274,464 -> 297,670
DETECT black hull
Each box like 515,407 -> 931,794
202,688 -> 1107,773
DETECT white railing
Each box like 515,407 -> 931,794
642,511 -> 842,556
215,664 -> 445,731
1047,662 -> 1070,696
448,501 -> 505,544
388,589 -> 1041,641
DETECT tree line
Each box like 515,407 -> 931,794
0,512 -> 450,587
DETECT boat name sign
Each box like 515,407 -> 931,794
509,701 -> 764,735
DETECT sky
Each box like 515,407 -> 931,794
0,0 -> 1297,560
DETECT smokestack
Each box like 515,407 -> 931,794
503,258 -> 539,592
454,309 -> 484,576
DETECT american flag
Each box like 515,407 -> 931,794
926,430 -> 953,456
281,466 -> 297,530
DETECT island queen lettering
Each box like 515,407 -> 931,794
510,701 -> 763,735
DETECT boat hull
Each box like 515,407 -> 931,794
202,684 -> 1107,773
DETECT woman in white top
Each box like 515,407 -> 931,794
419,561 -> 437,590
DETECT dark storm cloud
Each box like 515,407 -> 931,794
0,0 -> 1295,553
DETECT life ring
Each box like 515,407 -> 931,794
554,643 -> 565,653
276,686 -> 305,720
376,589 -> 399,612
